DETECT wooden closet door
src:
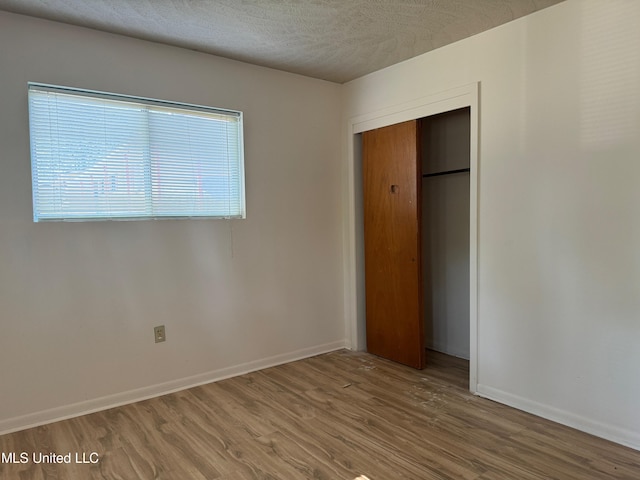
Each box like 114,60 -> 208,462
362,120 -> 424,369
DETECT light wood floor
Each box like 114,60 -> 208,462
1,350 -> 639,479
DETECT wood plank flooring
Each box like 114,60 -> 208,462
1,350 -> 639,479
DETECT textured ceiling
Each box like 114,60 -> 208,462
0,0 -> 564,83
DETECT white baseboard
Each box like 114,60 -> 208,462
427,342 -> 470,360
477,384 -> 640,452
0,340 -> 346,436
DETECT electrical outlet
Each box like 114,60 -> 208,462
154,325 -> 166,343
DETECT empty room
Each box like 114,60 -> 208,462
0,0 -> 639,478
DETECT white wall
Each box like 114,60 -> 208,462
0,11 -> 345,432
344,0 -> 640,450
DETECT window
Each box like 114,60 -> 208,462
28,83 -> 245,221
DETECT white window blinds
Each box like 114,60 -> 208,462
28,83 -> 245,221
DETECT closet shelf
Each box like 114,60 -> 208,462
422,168 -> 470,178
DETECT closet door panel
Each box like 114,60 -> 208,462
362,120 -> 424,369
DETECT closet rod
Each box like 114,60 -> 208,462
422,167 -> 470,178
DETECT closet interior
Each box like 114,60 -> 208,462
421,107 -> 470,362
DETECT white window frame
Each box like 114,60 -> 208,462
28,83 -> 245,222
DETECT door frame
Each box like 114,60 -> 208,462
344,82 -> 479,393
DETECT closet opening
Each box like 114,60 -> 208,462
351,82 -> 478,392
421,107 -> 471,389
360,106 -> 471,389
